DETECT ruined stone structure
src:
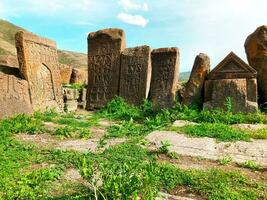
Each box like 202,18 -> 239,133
0,65 -> 32,119
120,45 -> 151,105
181,53 -> 210,106
245,25 -> 267,104
150,48 -> 180,109
15,31 -> 63,111
59,64 -> 72,85
70,68 -> 88,85
86,28 -> 126,109
0,55 -> 19,69
204,52 -> 258,113
63,88 -> 79,112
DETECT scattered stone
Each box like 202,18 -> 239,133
70,68 -> 87,84
232,124 -> 267,131
59,64 -> 72,84
181,53 -> 210,106
156,192 -> 198,200
245,25 -> 267,104
63,88 -> 79,112
0,70 -> 33,119
120,45 -> 151,105
204,52 -> 258,113
146,131 -> 267,167
15,31 -> 64,111
86,28 -> 126,109
150,48 -> 180,109
173,120 -> 198,128
64,168 -> 83,182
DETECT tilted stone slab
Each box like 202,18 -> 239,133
181,53 -> 210,106
15,31 -> 63,111
120,45 -> 151,105
0,68 -> 32,119
150,48 -> 179,109
245,25 -> 267,104
87,28 -> 126,109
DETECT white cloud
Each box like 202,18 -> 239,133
118,0 -> 148,11
117,12 -> 149,27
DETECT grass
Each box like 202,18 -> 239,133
0,97 -> 267,199
241,161 -> 262,171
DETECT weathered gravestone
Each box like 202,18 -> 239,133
59,64 -> 72,85
86,28 -> 126,109
204,52 -> 258,113
150,48 -> 180,109
70,68 -> 88,85
245,25 -> 267,104
15,31 -> 63,111
0,65 -> 32,119
120,45 -> 151,105
181,53 -> 210,106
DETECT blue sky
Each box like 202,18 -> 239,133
0,0 -> 266,72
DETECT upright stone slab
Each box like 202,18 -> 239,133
59,64 -> 72,85
86,28 -> 126,109
120,45 -> 151,105
204,52 -> 258,113
245,25 -> 267,104
70,68 -> 87,85
150,48 -> 179,109
181,53 -> 210,106
15,31 -> 63,111
0,66 -> 32,119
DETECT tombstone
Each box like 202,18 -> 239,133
119,45 -> 151,105
59,64 -> 72,85
150,48 -> 180,109
86,28 -> 126,109
0,66 -> 32,119
204,52 -> 258,113
70,68 -> 87,85
15,31 -> 64,111
181,53 -> 210,106
245,25 -> 267,104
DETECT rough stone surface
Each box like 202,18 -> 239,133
150,48 -> 180,109
59,64 -> 72,84
146,131 -> 267,167
63,88 -> 79,101
156,192 -> 198,200
65,100 -> 78,112
0,55 -> 19,69
173,120 -> 198,128
70,68 -> 87,85
232,123 -> 267,131
204,52 -> 258,113
87,28 -> 126,109
245,25 -> 267,104
0,70 -> 33,119
181,53 -> 210,106
15,31 -> 63,111
120,45 -> 151,105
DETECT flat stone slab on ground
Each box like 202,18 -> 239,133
173,120 -> 198,128
146,131 -> 267,167
232,124 -> 267,131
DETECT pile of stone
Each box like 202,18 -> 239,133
0,25 -> 266,119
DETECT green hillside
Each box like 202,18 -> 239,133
0,19 -> 87,68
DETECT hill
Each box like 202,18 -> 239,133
0,19 -> 87,68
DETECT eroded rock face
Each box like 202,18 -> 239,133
204,52 -> 258,113
15,31 -> 64,112
120,45 -> 151,105
0,67 -> 32,119
70,68 -> 87,85
86,28 -> 126,109
150,48 -> 180,109
181,53 -> 210,106
0,55 -> 19,69
59,64 -> 72,85
245,25 -> 267,104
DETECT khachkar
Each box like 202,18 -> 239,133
0,65 -> 33,119
86,28 -> 126,109
15,31 -> 64,111
120,45 -> 151,105
204,52 -> 258,113
150,48 -> 180,109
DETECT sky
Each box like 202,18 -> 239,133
0,0 -> 266,72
